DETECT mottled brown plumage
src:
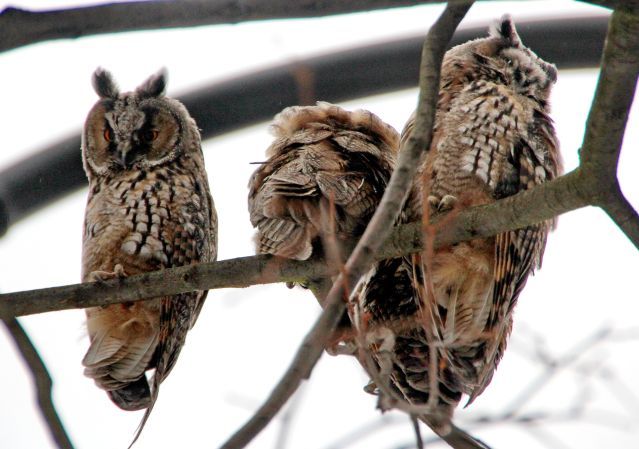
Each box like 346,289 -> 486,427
357,16 -> 562,446
81,68 -> 216,441
248,102 -> 399,262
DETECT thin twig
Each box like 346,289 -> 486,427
499,327 -> 611,417
218,3 -> 473,448
2,318 -> 74,449
412,416 -> 425,449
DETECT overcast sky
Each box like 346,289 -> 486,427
1,2 -> 638,449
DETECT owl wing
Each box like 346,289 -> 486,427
189,189 -> 218,329
248,150 -> 319,260
468,125 -> 560,403
248,105 -> 397,261
130,172 -> 215,446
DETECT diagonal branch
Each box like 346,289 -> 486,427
1,0 -> 445,53
2,317 -> 74,449
0,167 -> 592,319
217,3 -> 474,449
602,191 -> 639,249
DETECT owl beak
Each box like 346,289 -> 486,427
117,141 -> 134,168
117,150 -> 131,168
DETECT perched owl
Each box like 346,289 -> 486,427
357,17 -> 562,446
80,68 -> 217,432
248,102 -> 399,265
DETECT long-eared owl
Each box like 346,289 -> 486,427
357,16 -> 562,446
80,68 -> 217,424
248,102 -> 399,263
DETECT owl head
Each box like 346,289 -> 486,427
82,68 -> 200,177
442,15 -> 557,105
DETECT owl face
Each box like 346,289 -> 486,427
82,68 -> 194,177
443,15 -> 557,104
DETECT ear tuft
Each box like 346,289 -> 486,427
92,67 -> 119,98
489,14 -> 521,47
136,68 -> 168,98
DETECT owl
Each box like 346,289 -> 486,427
248,102 -> 399,266
357,16 -> 562,445
80,68 -> 217,434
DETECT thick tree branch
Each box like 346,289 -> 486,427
579,7 -> 639,248
2,318 -> 74,449
218,3 -> 474,449
0,167 -> 592,319
2,0 -> 629,55
0,0 -> 444,53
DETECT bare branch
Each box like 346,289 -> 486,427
217,3 -> 473,448
0,165 -> 593,320
578,6 -> 639,248
0,0 -> 448,53
2,317 -> 74,449
602,190 -> 639,250
412,416 -> 425,449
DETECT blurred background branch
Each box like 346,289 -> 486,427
2,317 -> 74,449
0,14 -> 610,237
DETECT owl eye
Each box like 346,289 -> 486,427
142,129 -> 159,143
103,127 -> 114,142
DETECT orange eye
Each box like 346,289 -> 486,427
142,129 -> 159,143
103,128 -> 114,142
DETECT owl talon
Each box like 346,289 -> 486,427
326,341 -> 358,356
364,380 -> 379,395
427,195 -> 440,210
428,194 -> 458,213
438,194 -> 458,212
89,264 -> 127,283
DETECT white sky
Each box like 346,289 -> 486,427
1,2 -> 638,449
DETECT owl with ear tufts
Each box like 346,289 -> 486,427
81,68 -> 217,441
357,16 -> 562,448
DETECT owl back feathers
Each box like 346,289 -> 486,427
249,102 -> 399,260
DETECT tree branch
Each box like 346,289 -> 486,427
602,190 -> 639,249
0,166 -> 592,319
2,0 -> 628,55
579,6 -> 639,249
217,3 -> 474,449
2,317 -> 74,449
0,0 -> 446,53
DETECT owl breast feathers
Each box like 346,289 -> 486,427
248,101 -> 399,261
357,16 -> 562,443
80,68 -> 217,439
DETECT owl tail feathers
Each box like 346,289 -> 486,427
82,325 -> 159,411
108,377 -> 151,411
420,416 -> 492,449
127,371 -> 161,448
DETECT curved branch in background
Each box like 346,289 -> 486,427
0,167 -> 592,319
218,3 -> 474,449
2,318 -> 74,449
0,15 -> 610,237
